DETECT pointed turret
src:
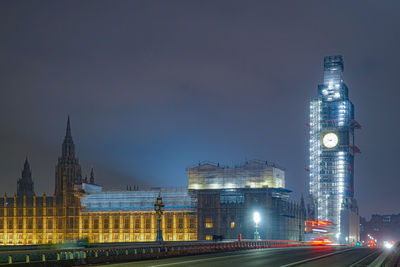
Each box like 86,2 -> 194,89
66,115 -> 72,138
17,157 -> 34,197
61,116 -> 75,159
90,167 -> 95,184
55,116 -> 83,196
22,157 -> 31,178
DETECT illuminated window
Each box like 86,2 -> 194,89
230,221 -> 235,229
84,219 -> 89,229
58,218 -> 64,229
93,219 -> 99,230
37,219 -> 43,230
135,218 -> 140,229
37,209 -> 43,216
205,218 -> 213,228
167,217 -> 172,229
205,235 -> 213,240
68,218 -> 74,229
145,218 -> 151,229
189,217 -> 196,229
124,218 -> 130,229
178,218 -> 183,229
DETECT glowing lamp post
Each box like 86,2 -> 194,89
253,211 -> 261,240
154,193 -> 165,242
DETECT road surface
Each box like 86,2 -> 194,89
106,246 -> 381,267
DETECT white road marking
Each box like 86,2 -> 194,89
348,249 -> 380,267
280,248 -> 354,267
149,247 -> 305,267
149,253 -> 251,266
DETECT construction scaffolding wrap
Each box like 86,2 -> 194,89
309,55 -> 360,244
187,160 -> 285,190
81,189 -> 197,212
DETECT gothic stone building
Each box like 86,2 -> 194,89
0,118 -> 197,245
0,118 -> 305,246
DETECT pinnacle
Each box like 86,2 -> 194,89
66,116 -> 72,138
23,157 -> 30,171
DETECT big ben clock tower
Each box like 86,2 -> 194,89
309,55 -> 361,244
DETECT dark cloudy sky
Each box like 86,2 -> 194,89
0,1 -> 399,219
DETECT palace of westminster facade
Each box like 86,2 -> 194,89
0,118 -> 305,245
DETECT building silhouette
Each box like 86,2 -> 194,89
17,158 -> 34,198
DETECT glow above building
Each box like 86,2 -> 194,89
187,160 -> 285,190
309,55 -> 360,242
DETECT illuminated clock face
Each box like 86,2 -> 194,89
323,132 -> 339,148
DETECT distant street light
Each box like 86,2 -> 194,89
253,212 -> 261,240
154,193 -> 165,242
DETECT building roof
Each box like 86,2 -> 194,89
81,188 -> 196,212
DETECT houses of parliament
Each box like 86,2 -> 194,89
0,118 -> 197,245
0,117 -> 305,246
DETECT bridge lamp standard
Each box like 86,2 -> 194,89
154,193 -> 165,242
253,211 -> 261,240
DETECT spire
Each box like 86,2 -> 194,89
61,116 -> 75,159
17,157 -> 34,197
90,167 -> 95,184
22,157 -> 31,178
63,116 -> 73,143
66,115 -> 71,138
23,157 -> 30,171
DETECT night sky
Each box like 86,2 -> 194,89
1,1 -> 399,219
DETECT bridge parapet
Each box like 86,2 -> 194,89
0,240 -> 311,266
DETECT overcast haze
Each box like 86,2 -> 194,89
0,1 -> 399,219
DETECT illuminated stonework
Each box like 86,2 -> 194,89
0,194 -> 197,245
0,118 -> 197,245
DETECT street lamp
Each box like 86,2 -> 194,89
154,192 -> 165,242
253,211 -> 261,240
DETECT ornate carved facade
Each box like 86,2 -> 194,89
0,118 -> 197,245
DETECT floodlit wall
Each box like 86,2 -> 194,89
0,194 -> 81,245
187,160 -> 285,190
80,189 -> 197,242
0,189 -> 198,245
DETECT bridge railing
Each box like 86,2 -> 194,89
0,240 -> 311,266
